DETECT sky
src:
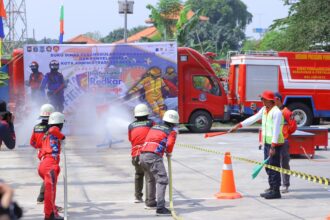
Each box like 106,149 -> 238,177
20,0 -> 289,41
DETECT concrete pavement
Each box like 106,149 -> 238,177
0,131 -> 330,220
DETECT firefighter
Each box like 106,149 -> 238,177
139,110 -> 179,216
38,112 -> 65,220
230,90 -> 284,199
163,66 -> 177,86
30,104 -> 55,204
40,60 -> 65,112
127,67 -> 170,118
128,104 -> 155,204
28,61 -> 44,102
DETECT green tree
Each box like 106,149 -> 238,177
0,72 -> 9,87
269,0 -> 330,51
84,31 -> 102,41
185,0 -> 252,56
146,0 -> 182,41
101,26 -> 147,43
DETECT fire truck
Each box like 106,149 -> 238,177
228,51 -> 330,126
2,46 -> 229,133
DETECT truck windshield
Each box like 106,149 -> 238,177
192,75 -> 220,96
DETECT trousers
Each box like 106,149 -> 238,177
140,152 -> 168,209
38,157 -> 60,218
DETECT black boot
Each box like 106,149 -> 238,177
264,187 -> 281,199
260,187 -> 272,197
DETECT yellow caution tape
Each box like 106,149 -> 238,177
177,143 -> 330,186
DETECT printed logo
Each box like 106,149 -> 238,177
46,46 -> 52,52
33,47 -> 38,52
53,46 -> 60,52
27,46 -> 32,52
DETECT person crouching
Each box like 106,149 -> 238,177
140,110 -> 179,216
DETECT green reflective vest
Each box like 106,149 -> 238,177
262,106 -> 284,145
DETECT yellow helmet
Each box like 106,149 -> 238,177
148,67 -> 161,77
166,66 -> 175,74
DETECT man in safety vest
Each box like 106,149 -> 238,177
30,104 -> 55,204
139,110 -> 179,215
230,90 -> 284,199
128,104 -> 155,204
274,92 -> 295,193
38,112 -> 65,220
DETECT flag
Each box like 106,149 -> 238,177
252,157 -> 270,179
59,4 -> 64,43
0,0 -> 6,39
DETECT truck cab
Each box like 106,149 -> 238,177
178,47 -> 229,133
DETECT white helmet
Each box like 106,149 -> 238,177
40,104 -> 55,118
48,112 -> 65,125
134,104 -> 149,117
163,110 -> 179,124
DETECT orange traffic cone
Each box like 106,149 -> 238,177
215,152 -> 242,199
326,213 -> 330,220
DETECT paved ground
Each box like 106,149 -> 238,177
1,129 -> 330,220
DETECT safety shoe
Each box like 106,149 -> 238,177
37,196 -> 44,204
156,207 -> 172,216
56,206 -> 64,213
144,202 -> 157,210
134,197 -> 143,203
264,190 -> 281,199
281,186 -> 289,194
44,213 -> 64,220
264,187 -> 272,193
260,189 -> 273,198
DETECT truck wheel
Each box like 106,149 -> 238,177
288,103 -> 313,127
188,110 -> 213,133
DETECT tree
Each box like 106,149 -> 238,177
84,31 -> 102,41
269,0 -> 330,51
146,0 -> 182,41
101,26 -> 147,43
185,0 -> 252,56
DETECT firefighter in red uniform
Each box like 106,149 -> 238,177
30,104 -> 55,204
140,110 -> 179,216
38,112 -> 65,220
128,104 -> 155,204
28,61 -> 44,102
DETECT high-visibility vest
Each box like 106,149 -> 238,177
261,106 -> 284,145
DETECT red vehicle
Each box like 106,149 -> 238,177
228,51 -> 330,126
6,47 -> 229,133
178,47 -> 229,132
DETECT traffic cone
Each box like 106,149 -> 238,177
326,213 -> 330,220
215,152 -> 242,199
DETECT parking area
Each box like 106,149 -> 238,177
1,130 -> 330,220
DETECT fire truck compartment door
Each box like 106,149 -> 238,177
246,65 -> 278,101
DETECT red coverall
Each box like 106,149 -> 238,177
30,120 -> 48,159
128,119 -> 154,157
38,126 -> 64,218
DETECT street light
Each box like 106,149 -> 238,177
118,0 -> 134,43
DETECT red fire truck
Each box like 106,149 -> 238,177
228,51 -> 330,126
4,47 -> 229,133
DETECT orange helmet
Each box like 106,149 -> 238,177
259,90 -> 275,101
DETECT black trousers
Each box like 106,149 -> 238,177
264,143 -> 283,189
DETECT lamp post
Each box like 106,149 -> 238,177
118,0 -> 134,43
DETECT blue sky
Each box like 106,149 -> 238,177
21,0 -> 289,41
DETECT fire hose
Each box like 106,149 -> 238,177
62,141 -> 68,220
167,155 -> 183,220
